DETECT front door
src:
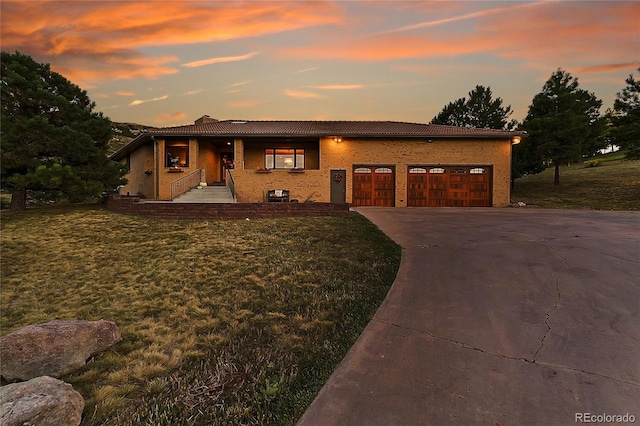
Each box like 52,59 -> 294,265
220,152 -> 234,182
330,169 -> 346,203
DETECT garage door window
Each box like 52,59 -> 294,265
354,167 -> 372,173
429,167 -> 445,174
470,168 -> 486,174
375,167 -> 393,174
409,167 -> 427,174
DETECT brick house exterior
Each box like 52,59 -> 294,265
110,117 -> 524,207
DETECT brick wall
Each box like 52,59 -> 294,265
232,137 -> 513,207
105,194 -> 351,220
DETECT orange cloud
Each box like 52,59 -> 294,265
282,32 -> 477,61
226,99 -> 264,108
294,67 -> 319,74
309,84 -> 364,90
375,1 -> 548,35
155,112 -> 187,124
284,89 -> 324,99
573,63 -> 640,74
474,2 -> 639,65
0,1 -> 343,85
182,52 -> 259,68
43,54 -> 178,88
115,91 -> 135,97
129,95 -> 169,106
280,2 -> 638,71
229,81 -> 254,88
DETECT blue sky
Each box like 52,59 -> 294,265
1,1 -> 638,127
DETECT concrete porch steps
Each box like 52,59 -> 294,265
172,185 -> 235,203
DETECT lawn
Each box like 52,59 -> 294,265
512,155 -> 640,210
1,206 -> 401,425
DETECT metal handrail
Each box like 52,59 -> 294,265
170,168 -> 205,200
226,169 -> 236,201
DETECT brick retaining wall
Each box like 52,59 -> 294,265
106,195 -> 351,220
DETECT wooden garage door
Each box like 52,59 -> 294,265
353,166 -> 395,207
407,167 -> 429,207
407,166 -> 492,207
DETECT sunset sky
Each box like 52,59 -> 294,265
1,1 -> 638,127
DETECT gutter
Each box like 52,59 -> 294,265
116,131 -> 526,140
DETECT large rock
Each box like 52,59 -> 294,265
0,319 -> 121,381
0,376 -> 84,426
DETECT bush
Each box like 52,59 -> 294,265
584,159 -> 599,168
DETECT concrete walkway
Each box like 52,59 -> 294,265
172,185 -> 235,203
298,208 -> 640,425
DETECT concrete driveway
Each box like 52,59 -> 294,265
298,208 -> 640,425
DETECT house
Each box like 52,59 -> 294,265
110,116 -> 524,207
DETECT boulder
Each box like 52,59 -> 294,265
0,319 -> 121,381
0,376 -> 84,426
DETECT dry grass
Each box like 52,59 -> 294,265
512,155 -> 640,210
1,206 -> 401,425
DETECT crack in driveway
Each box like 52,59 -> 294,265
375,319 -> 640,387
375,238 -> 639,388
532,242 -> 566,362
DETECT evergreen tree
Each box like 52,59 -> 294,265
1,51 -> 127,210
522,69 -> 603,185
431,85 -> 518,130
430,98 -> 468,127
610,67 -> 640,159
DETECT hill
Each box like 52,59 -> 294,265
108,122 -> 156,155
511,152 -> 640,210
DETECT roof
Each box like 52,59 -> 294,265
111,120 -> 525,160
146,120 -> 521,137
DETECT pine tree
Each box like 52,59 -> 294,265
1,52 -> 127,210
610,68 -> 640,159
522,69 -> 603,185
431,85 -> 517,130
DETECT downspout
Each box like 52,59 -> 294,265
152,136 -> 160,200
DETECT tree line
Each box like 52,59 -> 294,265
1,51 -> 638,211
431,68 -> 640,186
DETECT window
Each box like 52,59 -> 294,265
166,142 -> 189,167
354,167 -> 372,173
375,167 -> 393,173
265,148 -> 305,169
409,167 -> 427,174
470,167 -> 486,174
429,167 -> 445,174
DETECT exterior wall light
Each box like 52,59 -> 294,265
332,136 -> 342,142
511,136 -> 521,145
